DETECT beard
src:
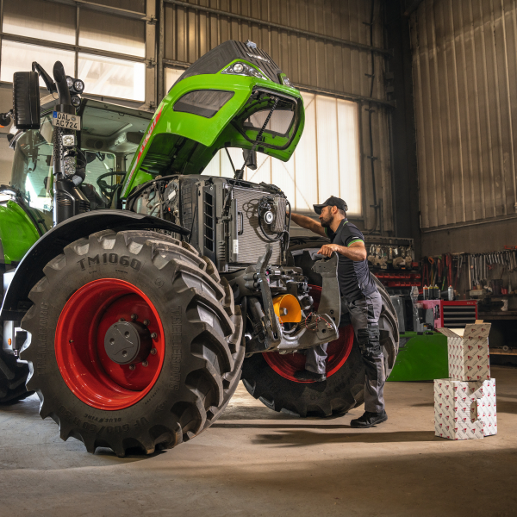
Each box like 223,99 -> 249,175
320,213 -> 334,228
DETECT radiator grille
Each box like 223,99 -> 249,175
204,191 -> 215,252
233,187 -> 283,266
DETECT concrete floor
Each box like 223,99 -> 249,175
1,366 -> 516,517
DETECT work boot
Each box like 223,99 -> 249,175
350,410 -> 388,428
294,370 -> 326,382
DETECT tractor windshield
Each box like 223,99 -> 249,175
10,99 -> 152,211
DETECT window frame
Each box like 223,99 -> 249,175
0,0 -> 148,102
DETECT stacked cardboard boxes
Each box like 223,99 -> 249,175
434,324 -> 497,440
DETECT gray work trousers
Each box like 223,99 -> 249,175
305,291 -> 385,413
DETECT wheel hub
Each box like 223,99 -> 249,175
55,278 -> 165,410
104,320 -> 152,366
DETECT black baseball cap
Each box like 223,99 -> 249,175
313,196 -> 348,215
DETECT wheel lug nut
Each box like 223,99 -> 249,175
143,319 -> 150,326
119,318 -> 125,322
150,348 -> 157,355
129,364 -> 136,371
142,361 -> 148,367
151,332 -> 157,339
131,314 -> 138,321
69,339 -> 74,344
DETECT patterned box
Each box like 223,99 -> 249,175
434,378 -> 497,440
437,324 -> 491,381
475,378 -> 497,436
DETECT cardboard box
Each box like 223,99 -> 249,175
475,378 -> 497,437
434,378 -> 497,440
437,323 -> 491,381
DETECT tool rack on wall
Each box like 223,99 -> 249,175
365,236 -> 421,289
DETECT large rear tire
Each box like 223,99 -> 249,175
241,253 -> 398,417
21,230 -> 244,456
0,348 -> 31,404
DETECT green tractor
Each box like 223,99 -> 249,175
0,40 -> 398,456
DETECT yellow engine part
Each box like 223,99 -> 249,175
272,294 -> 302,324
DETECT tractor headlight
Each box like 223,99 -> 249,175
71,95 -> 81,108
62,134 -> 75,147
222,62 -> 268,81
74,80 -> 85,93
66,76 -> 74,89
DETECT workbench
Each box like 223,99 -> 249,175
478,311 -> 517,360
478,311 -> 517,321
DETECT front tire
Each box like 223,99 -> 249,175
21,230 -> 243,456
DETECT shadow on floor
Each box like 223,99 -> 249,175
494,399 -> 517,415
410,402 -> 434,408
221,406 -> 299,420
220,405 -> 354,421
213,423 -> 352,429
251,429 -> 436,447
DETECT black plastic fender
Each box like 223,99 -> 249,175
0,209 -> 189,320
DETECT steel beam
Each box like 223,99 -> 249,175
0,33 -> 146,64
44,0 -> 150,21
157,0 -> 165,103
145,0 -> 157,109
291,85 -> 395,109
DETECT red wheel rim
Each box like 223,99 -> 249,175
263,285 -> 355,383
55,278 -> 165,410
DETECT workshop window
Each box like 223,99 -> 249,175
201,91 -> 362,217
0,0 -> 147,102
165,68 -> 184,92
0,40 -> 75,87
78,54 -> 146,102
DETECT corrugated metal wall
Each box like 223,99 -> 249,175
411,0 -> 517,230
162,0 -> 394,232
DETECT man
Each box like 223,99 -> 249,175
289,196 -> 387,428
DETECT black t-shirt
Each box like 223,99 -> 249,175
325,220 -> 378,303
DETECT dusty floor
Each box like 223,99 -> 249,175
1,366 -> 516,517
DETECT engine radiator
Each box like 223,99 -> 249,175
232,187 -> 283,267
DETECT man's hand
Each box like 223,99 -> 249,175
317,244 -> 340,257
317,241 -> 367,261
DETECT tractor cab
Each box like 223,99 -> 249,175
8,97 -> 153,214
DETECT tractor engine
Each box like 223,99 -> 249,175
127,174 -> 339,355
128,174 -> 291,271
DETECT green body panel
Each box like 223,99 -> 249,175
0,201 -> 40,264
122,66 -> 304,197
387,331 -> 449,382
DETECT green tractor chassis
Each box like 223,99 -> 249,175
0,40 -> 398,456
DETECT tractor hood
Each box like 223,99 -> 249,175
122,40 -> 304,197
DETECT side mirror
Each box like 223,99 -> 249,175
243,149 -> 257,171
13,71 -> 40,130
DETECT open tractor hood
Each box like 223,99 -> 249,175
122,40 -> 305,197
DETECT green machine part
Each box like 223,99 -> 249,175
121,41 -> 305,197
0,200 -> 40,265
387,331 -> 449,382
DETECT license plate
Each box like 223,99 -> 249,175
52,111 -> 81,130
